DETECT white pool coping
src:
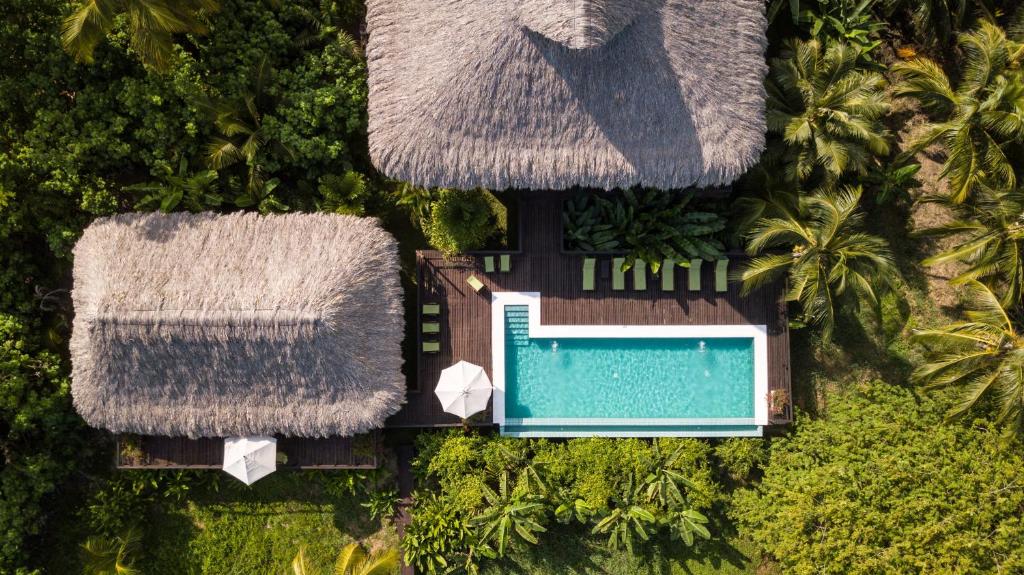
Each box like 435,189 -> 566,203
490,292 -> 770,435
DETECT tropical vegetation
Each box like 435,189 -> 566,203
4,0 -> 1024,573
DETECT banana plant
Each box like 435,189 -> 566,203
472,472 -> 547,557
129,156 -> 222,213
591,474 -> 657,555
643,442 -> 700,509
662,508 -> 712,546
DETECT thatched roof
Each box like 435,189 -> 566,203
71,212 -> 405,439
366,0 -> 767,191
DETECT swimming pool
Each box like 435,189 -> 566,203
491,293 -> 768,437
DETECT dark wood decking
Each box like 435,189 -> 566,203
116,433 -> 380,469
386,192 -> 792,428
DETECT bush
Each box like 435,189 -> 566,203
713,438 -> 766,482
733,381 -> 1024,574
424,189 -> 500,255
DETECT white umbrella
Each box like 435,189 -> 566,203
435,360 -> 493,418
222,436 -> 277,485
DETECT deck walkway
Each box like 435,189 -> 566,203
116,433 -> 380,469
386,192 -> 792,428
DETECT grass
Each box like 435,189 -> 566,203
137,472 -> 397,575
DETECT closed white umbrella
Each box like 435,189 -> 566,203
222,436 -> 277,485
435,361 -> 493,418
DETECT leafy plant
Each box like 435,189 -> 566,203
804,0 -> 885,57
893,21 -> 1024,202
662,508 -> 712,546
912,280 -> 1024,436
713,439 -> 767,482
361,488 -> 400,521
129,157 -> 222,213
471,471 -> 547,556
766,38 -> 890,185
591,474 -> 657,555
391,182 -> 435,228
402,493 -> 471,574
424,189 -> 499,256
563,189 -> 726,273
61,0 -> 219,71
882,0 -> 999,50
864,156 -> 922,204
318,171 -> 369,216
739,186 -> 897,340
291,542 -> 399,575
81,529 -> 142,575
914,186 -> 1024,306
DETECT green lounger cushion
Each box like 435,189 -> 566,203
612,257 -> 625,291
661,259 -> 675,291
500,254 -> 511,272
583,257 -> 596,291
422,303 -> 441,315
422,321 -> 440,334
484,256 -> 495,273
467,274 -> 485,292
634,260 -> 647,290
716,258 -> 729,292
688,258 -> 702,291
422,341 -> 440,353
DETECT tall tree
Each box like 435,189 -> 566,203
61,0 -> 219,71
739,186 -> 897,340
893,21 -> 1024,202
766,38 -> 890,185
912,280 -> 1024,437
915,185 -> 1024,306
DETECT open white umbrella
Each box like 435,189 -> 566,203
435,361 -> 493,418
222,436 -> 277,485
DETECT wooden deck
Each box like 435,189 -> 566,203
116,433 -> 380,469
386,192 -> 792,428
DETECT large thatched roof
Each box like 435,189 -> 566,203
366,0 -> 768,191
71,212 -> 405,439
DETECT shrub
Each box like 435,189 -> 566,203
713,438 -> 766,482
424,189 -> 499,255
733,381 -> 1024,574
402,492 -> 472,574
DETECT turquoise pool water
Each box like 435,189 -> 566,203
503,306 -> 755,422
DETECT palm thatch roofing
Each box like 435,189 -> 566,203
71,212 -> 405,439
366,0 -> 768,191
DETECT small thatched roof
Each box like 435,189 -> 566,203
366,0 -> 768,191
71,212 -> 405,439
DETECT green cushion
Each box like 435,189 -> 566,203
633,260 -> 647,290
500,254 -> 511,272
422,322 -> 440,334
716,258 -> 729,292
467,275 -> 485,292
484,256 -> 495,273
688,258 -> 702,291
422,341 -> 440,353
422,303 -> 441,315
583,258 -> 596,291
612,258 -> 625,291
661,259 -> 675,291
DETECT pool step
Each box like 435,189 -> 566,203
504,307 -> 531,347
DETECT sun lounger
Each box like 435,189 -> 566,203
583,257 -> 596,291
467,274 -> 485,292
634,260 -> 647,290
688,258 -> 702,291
716,258 -> 729,292
422,321 -> 440,334
422,341 -> 440,353
661,259 -> 675,291
484,256 -> 495,273
612,257 -> 625,291
422,303 -> 441,315
500,254 -> 511,272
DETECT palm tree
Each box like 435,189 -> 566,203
739,186 -> 897,340
591,474 -> 657,555
766,38 -> 890,185
893,21 -> 1024,203
472,471 -> 547,557
61,0 -> 219,71
912,280 -> 1024,437
882,0 -> 997,50
82,530 -> 141,575
291,543 -> 399,575
915,186 -> 1024,306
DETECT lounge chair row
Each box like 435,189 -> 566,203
582,257 -> 729,292
468,254 -> 514,293
422,302 -> 441,353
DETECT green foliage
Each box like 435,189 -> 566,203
740,186 -> 897,340
882,0 -> 1003,50
713,439 -> 767,482
129,156 -> 222,212
801,0 -> 885,56
82,529 -> 142,575
361,488 -> 400,521
402,492 -> 472,574
472,471 -> 547,557
318,171 -> 370,216
733,381 -> 1024,574
915,186 -> 1024,306
893,21 -> 1024,202
291,542 -> 400,575
912,280 -> 1024,436
424,189 -> 500,256
562,189 -> 726,273
766,38 -> 890,185
62,0 -> 219,71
